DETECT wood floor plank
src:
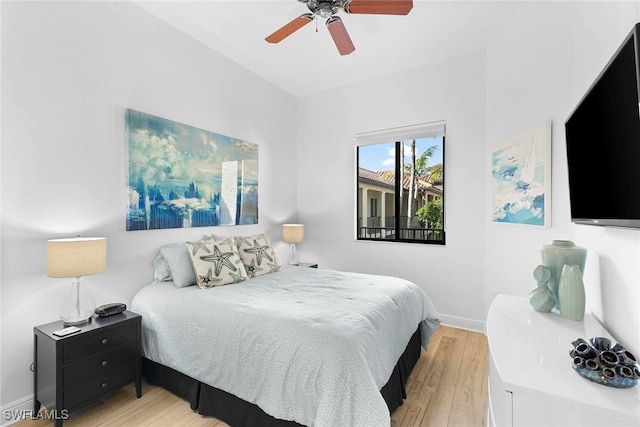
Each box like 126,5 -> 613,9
16,326 -> 487,427
420,334 -> 467,426
448,331 -> 489,427
392,326 -> 487,427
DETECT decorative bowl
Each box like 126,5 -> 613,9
569,337 -> 639,389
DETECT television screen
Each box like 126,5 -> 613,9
565,24 -> 640,228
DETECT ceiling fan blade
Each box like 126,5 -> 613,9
344,0 -> 413,15
326,16 -> 355,56
265,13 -> 314,44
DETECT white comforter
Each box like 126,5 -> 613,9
131,266 -> 440,427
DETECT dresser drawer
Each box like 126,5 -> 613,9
63,342 -> 137,387
64,324 -> 136,363
63,359 -> 137,410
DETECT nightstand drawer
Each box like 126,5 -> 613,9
64,324 -> 136,363
63,359 -> 137,410
63,342 -> 137,387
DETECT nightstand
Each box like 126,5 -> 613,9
297,262 -> 318,268
33,311 -> 142,426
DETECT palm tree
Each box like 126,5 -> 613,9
407,140 -> 416,228
404,144 -> 439,226
426,163 -> 443,184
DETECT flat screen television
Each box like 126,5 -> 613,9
565,23 -> 640,228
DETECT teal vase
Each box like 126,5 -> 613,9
529,265 -> 555,313
540,240 -> 587,309
558,264 -> 586,321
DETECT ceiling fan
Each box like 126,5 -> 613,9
265,0 -> 413,56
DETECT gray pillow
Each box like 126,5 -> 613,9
159,243 -> 196,288
152,254 -> 172,282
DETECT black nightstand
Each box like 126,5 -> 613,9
33,311 -> 142,426
297,262 -> 318,268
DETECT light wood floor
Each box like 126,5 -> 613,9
15,326 -> 488,427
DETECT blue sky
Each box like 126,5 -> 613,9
358,137 -> 444,172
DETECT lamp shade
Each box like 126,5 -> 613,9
282,224 -> 304,244
47,237 -> 107,278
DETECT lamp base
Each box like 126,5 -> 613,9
59,277 -> 96,327
62,317 -> 92,327
288,243 -> 300,266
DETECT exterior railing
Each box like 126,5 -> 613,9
357,226 -> 444,241
358,216 -> 443,241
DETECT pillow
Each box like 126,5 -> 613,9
201,233 -> 227,241
152,254 -> 172,282
159,243 -> 196,288
185,239 -> 248,288
235,234 -> 282,278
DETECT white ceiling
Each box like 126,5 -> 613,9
134,1 -> 525,97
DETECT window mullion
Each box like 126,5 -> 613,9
395,141 -> 402,240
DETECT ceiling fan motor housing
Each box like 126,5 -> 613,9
303,0 -> 348,18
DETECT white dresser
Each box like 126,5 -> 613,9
487,294 -> 640,426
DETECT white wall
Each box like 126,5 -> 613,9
0,0 -> 3,412
296,51 -> 487,329
0,1 -> 297,407
484,1 -> 640,356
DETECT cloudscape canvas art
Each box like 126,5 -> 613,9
491,121 -> 551,227
125,109 -> 258,231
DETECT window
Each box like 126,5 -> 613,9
356,121 -> 445,244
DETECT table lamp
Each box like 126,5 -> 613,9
47,237 -> 107,326
282,224 -> 304,265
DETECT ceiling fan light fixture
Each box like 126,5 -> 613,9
319,3 -> 335,18
306,0 -> 341,18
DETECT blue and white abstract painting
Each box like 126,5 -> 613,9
492,121 -> 551,227
125,109 -> 258,231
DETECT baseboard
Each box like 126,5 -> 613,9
1,394 -> 33,426
440,313 -> 486,334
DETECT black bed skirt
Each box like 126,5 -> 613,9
142,325 -> 421,427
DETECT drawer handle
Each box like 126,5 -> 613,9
101,382 -> 108,389
101,338 -> 108,345
101,360 -> 108,367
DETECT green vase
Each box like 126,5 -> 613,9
529,265 -> 555,312
558,264 -> 586,321
540,240 -> 587,309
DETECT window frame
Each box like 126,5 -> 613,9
355,121 -> 446,245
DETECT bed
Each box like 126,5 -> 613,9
131,239 -> 440,427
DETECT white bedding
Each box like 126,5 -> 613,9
131,266 -> 440,427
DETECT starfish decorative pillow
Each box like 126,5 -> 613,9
185,239 -> 248,288
235,234 -> 282,278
